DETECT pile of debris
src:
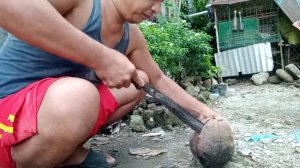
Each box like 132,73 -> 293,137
250,64 -> 300,87
128,77 -> 215,132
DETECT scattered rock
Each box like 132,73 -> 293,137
129,147 -> 168,156
260,138 -> 272,144
258,72 -> 270,80
285,64 -> 300,79
284,120 -> 292,125
264,150 -> 273,155
141,109 -> 154,121
180,76 -> 195,89
209,93 -> 220,100
157,162 -> 179,168
203,78 -> 218,88
267,75 -> 282,84
146,149 -> 168,156
93,136 -> 110,142
147,103 -> 157,111
273,139 -> 285,143
271,123 -> 284,129
142,127 -> 166,137
145,119 -> 156,129
91,136 -> 110,146
225,79 -> 238,85
137,99 -> 148,109
238,149 -> 252,156
295,147 -> 300,153
129,115 -> 147,132
250,72 -> 269,85
236,140 -> 247,149
129,147 -> 151,155
276,69 -> 294,82
186,85 -> 200,97
132,109 -> 141,115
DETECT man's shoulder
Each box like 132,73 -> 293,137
48,0 -> 82,15
127,23 -> 148,54
128,24 -> 142,35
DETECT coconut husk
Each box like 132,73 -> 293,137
189,118 -> 235,168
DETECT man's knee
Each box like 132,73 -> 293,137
39,78 -> 100,130
12,78 -> 100,167
39,77 -> 100,138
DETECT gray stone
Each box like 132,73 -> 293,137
181,82 -> 193,90
261,138 -> 272,144
154,105 -> 164,114
225,79 -> 238,85
225,162 -> 244,168
236,140 -> 247,149
202,78 -> 218,88
295,146 -> 300,153
180,78 -> 194,89
199,86 -> 207,91
271,123 -> 284,129
267,75 -> 282,84
147,103 -> 157,111
157,162 -> 179,168
186,85 -> 200,97
276,69 -> 294,82
165,110 -> 184,127
250,72 -> 269,85
153,107 -> 184,130
129,115 -> 147,132
264,150 -> 273,155
258,71 -> 270,80
197,91 -> 210,103
273,139 -> 284,143
285,64 -> 300,79
251,74 -> 264,85
141,109 -> 154,121
137,99 -> 147,109
132,109 -> 141,115
93,136 -> 110,142
145,119 -> 156,129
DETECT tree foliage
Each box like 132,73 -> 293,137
181,0 -> 212,31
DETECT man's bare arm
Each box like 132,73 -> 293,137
0,0 -> 140,88
128,25 -> 220,120
0,0 -> 102,68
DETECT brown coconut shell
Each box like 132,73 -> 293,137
189,118 -> 235,168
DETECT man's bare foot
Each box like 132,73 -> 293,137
105,153 -> 118,166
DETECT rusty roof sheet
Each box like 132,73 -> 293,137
275,0 -> 300,23
211,0 -> 251,6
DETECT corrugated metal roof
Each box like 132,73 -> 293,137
214,42 -> 274,77
274,0 -> 300,23
211,0 -> 251,6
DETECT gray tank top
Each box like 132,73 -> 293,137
0,0 -> 130,98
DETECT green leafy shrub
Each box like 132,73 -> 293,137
139,20 -> 218,82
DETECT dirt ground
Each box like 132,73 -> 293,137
91,81 -> 300,168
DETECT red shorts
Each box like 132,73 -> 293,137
0,78 -> 118,168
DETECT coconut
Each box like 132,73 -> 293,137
189,118 -> 235,168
